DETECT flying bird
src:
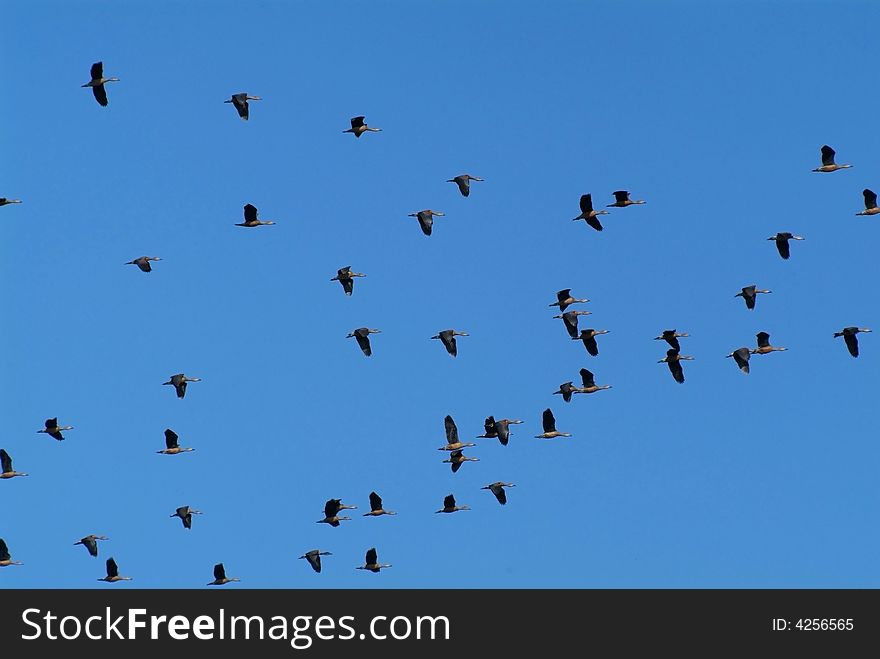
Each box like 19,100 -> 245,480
573,329 -> 609,356
82,61 -> 119,106
658,349 -> 693,383
438,415 -> 476,451
347,327 -> 381,356
331,266 -> 366,296
572,194 -> 610,231
431,329 -> 469,357
812,145 -> 852,172
74,535 -> 108,557
447,174 -> 483,197
753,331 -> 787,355
0,449 -> 28,479
579,368 -> 612,394
735,285 -> 771,310
0,198 -> 22,206
37,417 -> 73,441
98,557 -> 131,582
607,190 -> 646,207
535,408 -> 572,439
443,449 -> 479,473
833,326 -> 871,358
356,547 -> 391,572
162,373 -> 201,399
553,381 -> 580,402
317,498 -> 356,526
856,189 -> 880,216
407,210 -> 445,236
224,93 -> 261,120
554,310 -> 592,339
549,288 -> 589,312
157,429 -> 195,455
0,539 -> 22,567
363,491 -> 397,517
171,506 -> 203,529
125,256 -> 161,272
482,482 -> 515,506
344,116 -> 382,137
726,347 -> 752,374
767,233 -> 804,260
435,494 -> 470,514
654,330 -> 689,352
299,550 -> 332,574
483,417 -> 523,446
236,203 -> 275,227
207,563 -> 240,585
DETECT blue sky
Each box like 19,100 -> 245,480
1,0 -> 877,588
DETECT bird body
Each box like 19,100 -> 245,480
572,193 -> 610,231
171,506 -> 202,529
0,449 -> 27,478
344,116 -> 381,137
408,210 -> 445,236
156,428 -> 195,455
82,62 -> 119,106
735,285 -> 771,310
834,326 -> 871,358
236,203 -> 275,227
74,535 -> 108,557
347,327 -> 381,356
443,449 -> 479,473
37,417 -> 73,441
162,373 -> 201,398
485,418 -> 523,446
658,349 -> 694,383
813,145 -> 852,172
300,550 -> 332,573
331,266 -> 366,296
126,256 -> 161,272
225,93 -> 261,120
482,482 -> 515,505
572,328 -> 609,356
448,174 -> 483,197
767,233 -> 803,260
654,330 -> 689,352
431,329 -> 469,357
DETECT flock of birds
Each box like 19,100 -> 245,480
0,60 -> 875,585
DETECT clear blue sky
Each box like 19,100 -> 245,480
2,0 -> 878,588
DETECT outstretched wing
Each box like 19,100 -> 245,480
351,116 -> 366,129
579,368 -> 597,388
365,547 -> 378,565
844,332 -> 859,357
164,429 -> 179,449
92,84 -> 108,107
369,491 -> 383,512
820,145 -> 835,166
0,449 -> 12,473
243,204 -> 258,223
90,61 -> 104,79
542,408 -> 556,433
444,415 -> 459,443
106,557 -> 119,578
214,563 -> 226,581
864,188 -> 878,210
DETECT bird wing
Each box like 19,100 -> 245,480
355,333 -> 372,356
443,495 -> 455,509
324,499 -> 341,518
844,333 -> 859,357
418,213 -> 433,235
668,360 -> 685,383
84,537 -> 99,556
494,419 -> 510,445
307,553 -> 322,573
585,216 -> 603,231
107,558 -> 119,578
775,237 -> 790,259
351,116 -> 366,128
90,61 -> 103,79
584,336 -> 599,356
493,485 -> 507,505
820,145 -> 835,166
562,312 -> 579,338
864,189 -> 878,210
138,259 -> 152,272
483,416 -> 497,437
341,278 -> 354,295
92,84 -> 109,107
444,415 -> 459,443
46,417 -> 58,430
232,94 -> 249,118
455,176 -> 470,197
542,408 -> 556,433
369,491 -> 383,512
579,194 -> 593,214
734,348 -> 751,371
557,289 -> 572,303
214,563 -> 226,581
243,204 -> 258,223
756,332 -> 770,348
579,368 -> 597,388
0,449 -> 11,473
613,190 -> 629,203
443,334 -> 457,356
164,429 -> 179,449
365,548 -> 378,565
0,539 -> 9,561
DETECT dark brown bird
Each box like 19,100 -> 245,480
447,174 -> 483,197
74,535 -> 108,557
0,198 -> 22,206
0,449 -> 28,479
658,348 -> 694,383
125,256 -> 161,272
812,145 -> 852,173
482,482 -> 515,505
356,547 -> 391,572
0,538 -> 22,567
435,494 -> 470,514
344,116 -> 382,137
317,498 -> 356,526
535,408 -> 572,439
331,266 -> 366,296
431,329 -> 469,357
554,310 -> 592,338
37,417 -> 73,441
549,288 -> 589,312
171,506 -> 203,529
607,190 -> 646,207
299,550 -> 332,573
654,330 -> 689,352
407,209 -> 445,236
553,381 -> 580,402
481,417 -> 524,446
363,491 -> 397,517
834,326 -> 871,358
82,61 -> 119,106
224,93 -> 261,120
438,415 -> 476,451
856,189 -> 880,216
753,331 -> 787,355
573,328 -> 610,356
162,373 -> 201,398
443,449 -> 479,473
236,203 -> 275,227
347,327 -> 381,356
579,368 -> 612,394
207,562 -> 240,585
98,557 -> 131,582
767,233 -> 804,260
572,193 -> 610,231
735,285 -> 771,310
156,429 -> 195,455
726,347 -> 752,374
